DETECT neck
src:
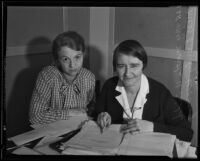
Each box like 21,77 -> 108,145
63,73 -> 77,83
125,80 -> 141,95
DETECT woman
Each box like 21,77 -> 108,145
94,40 -> 193,142
29,31 -> 96,125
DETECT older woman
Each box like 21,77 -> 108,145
94,40 -> 193,142
29,31 -> 95,125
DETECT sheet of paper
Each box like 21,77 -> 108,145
8,126 -> 57,146
34,144 -> 61,155
175,139 -> 191,158
62,121 -> 123,155
117,132 -> 176,157
12,146 -> 41,155
9,115 -> 88,146
63,147 -> 101,155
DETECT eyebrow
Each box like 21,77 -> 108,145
117,63 -> 140,65
60,53 -> 83,58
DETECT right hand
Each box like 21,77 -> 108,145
97,112 -> 111,130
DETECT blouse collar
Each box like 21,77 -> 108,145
115,74 -> 149,119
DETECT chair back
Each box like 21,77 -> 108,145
174,97 -> 192,127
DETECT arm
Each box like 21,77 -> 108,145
93,80 -> 109,120
86,75 -> 96,117
29,71 -> 68,125
153,90 -> 193,142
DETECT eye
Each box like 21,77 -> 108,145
75,56 -> 80,60
130,64 -> 140,68
130,65 -> 137,68
116,64 -> 125,68
75,55 -> 82,60
60,57 -> 69,63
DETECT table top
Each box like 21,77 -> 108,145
5,120 -> 197,158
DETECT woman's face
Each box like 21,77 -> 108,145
58,46 -> 83,79
116,53 -> 143,88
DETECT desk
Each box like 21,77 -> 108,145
6,120 -> 197,158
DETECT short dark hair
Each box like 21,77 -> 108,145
52,31 -> 85,60
113,40 -> 148,71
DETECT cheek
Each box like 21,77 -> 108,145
76,59 -> 83,68
60,63 -> 68,71
116,70 -> 124,77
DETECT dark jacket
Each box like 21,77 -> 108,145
94,76 -> 193,142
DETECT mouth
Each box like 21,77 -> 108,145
69,69 -> 78,72
124,77 -> 133,81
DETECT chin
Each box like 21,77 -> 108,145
123,80 -> 136,87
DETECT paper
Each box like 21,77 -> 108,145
62,121 -> 123,155
9,115 -> 88,146
8,126 -> 57,146
117,132 -> 176,157
12,146 -> 41,155
185,146 -> 197,158
63,147 -> 101,155
175,139 -> 191,158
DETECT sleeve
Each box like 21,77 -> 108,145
86,74 -> 96,117
153,89 -> 193,142
92,80 -> 109,120
29,71 -> 68,125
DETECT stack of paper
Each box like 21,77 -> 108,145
9,115 -> 88,146
117,132 -> 176,157
62,121 -> 124,155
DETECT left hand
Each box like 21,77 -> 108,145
121,119 -> 154,134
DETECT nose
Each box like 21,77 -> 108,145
69,60 -> 75,68
124,66 -> 131,76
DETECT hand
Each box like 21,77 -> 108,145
121,119 -> 154,134
97,112 -> 111,132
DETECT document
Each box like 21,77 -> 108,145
117,132 -> 176,157
8,125 -> 57,146
9,115 -> 88,146
12,146 -> 41,155
62,121 -> 124,155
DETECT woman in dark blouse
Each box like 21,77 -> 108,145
93,39 -> 193,142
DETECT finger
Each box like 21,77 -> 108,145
127,119 -> 135,125
122,126 -> 138,134
100,118 -> 106,129
126,122 -> 137,129
105,117 -> 111,127
98,116 -> 104,129
127,119 -> 138,125
131,130 -> 140,135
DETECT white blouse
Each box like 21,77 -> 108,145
115,74 -> 149,119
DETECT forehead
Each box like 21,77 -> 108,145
117,53 -> 142,64
58,46 -> 82,57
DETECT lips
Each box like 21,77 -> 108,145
124,77 -> 133,81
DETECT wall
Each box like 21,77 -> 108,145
67,7 -> 90,69
6,7 -> 63,137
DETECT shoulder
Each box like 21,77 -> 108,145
38,65 -> 61,81
146,76 -> 171,97
79,68 -> 95,80
103,76 -> 119,89
147,76 -> 168,91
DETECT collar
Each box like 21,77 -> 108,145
115,74 -> 149,119
59,68 -> 83,95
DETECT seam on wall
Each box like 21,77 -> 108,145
6,44 -> 197,62
6,44 -> 52,57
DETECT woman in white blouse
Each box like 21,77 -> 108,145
94,39 -> 193,142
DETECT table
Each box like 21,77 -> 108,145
6,120 -> 197,158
